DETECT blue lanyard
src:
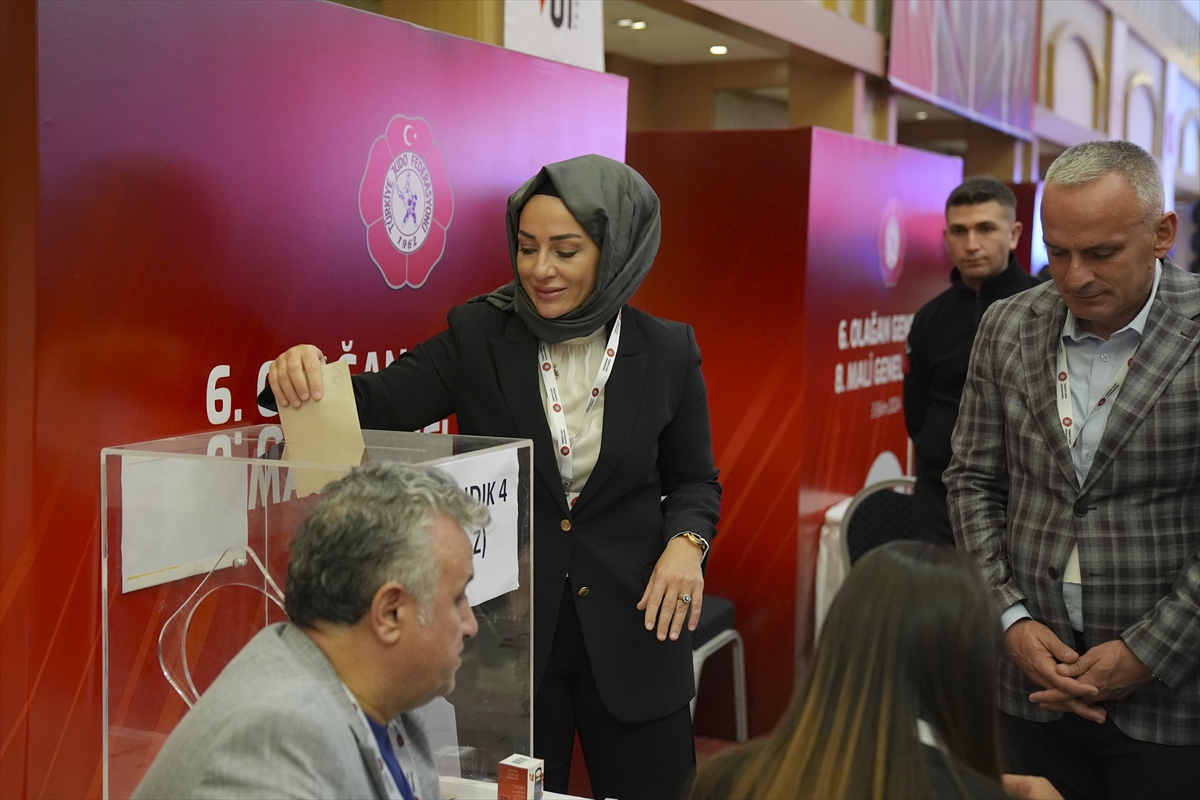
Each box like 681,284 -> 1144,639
366,716 -> 416,800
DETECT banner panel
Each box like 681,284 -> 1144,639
799,126 -> 963,550
628,128 -> 960,737
5,1 -> 625,795
890,0 -> 1037,139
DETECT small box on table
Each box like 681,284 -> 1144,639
497,754 -> 543,800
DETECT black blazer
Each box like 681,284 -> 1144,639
352,302 -> 722,723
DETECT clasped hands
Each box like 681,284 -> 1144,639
1006,619 -> 1154,724
637,537 -> 705,643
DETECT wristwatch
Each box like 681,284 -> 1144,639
673,530 -> 709,559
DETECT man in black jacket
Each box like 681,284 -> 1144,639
904,177 -> 1039,545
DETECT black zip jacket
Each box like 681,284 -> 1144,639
904,254 -> 1040,476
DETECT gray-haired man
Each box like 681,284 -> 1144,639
947,140 -> 1199,798
134,462 -> 489,800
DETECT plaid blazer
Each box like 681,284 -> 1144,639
946,259 -> 1199,746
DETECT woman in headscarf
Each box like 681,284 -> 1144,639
266,154 -> 721,800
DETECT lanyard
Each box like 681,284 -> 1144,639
537,310 -> 622,505
342,685 -> 413,800
1054,338 -> 1135,449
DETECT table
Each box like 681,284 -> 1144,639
440,776 -> 586,800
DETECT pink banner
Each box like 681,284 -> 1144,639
2,2 -> 626,796
890,0 -> 1037,138
628,127 -> 961,737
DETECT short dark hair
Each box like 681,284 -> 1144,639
946,176 -> 1017,216
689,541 -> 1003,799
285,462 -> 489,628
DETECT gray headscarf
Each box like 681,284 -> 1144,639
471,154 -> 661,343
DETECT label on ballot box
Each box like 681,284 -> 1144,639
497,754 -> 543,800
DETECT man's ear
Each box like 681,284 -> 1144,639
369,582 -> 411,645
1153,211 -> 1177,257
1008,219 -> 1023,249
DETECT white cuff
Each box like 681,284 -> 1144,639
1000,602 -> 1032,631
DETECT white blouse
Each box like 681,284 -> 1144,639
536,326 -> 607,506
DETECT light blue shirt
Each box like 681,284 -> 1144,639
1061,261 -> 1162,486
1001,261 -> 1163,634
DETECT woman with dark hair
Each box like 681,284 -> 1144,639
687,541 -> 1061,800
266,155 -> 721,800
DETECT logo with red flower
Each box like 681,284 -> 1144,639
1058,372 -> 1067,381
877,198 -> 906,288
359,115 -> 454,289
1063,417 -> 1073,427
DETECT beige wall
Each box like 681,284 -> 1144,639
1122,32 -> 1164,150
339,0 -> 1198,201
1041,0 -> 1110,131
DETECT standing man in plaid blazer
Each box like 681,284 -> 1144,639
946,140 -> 1199,800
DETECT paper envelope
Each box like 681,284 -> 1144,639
278,360 -> 366,496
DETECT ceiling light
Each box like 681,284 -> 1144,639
630,20 -> 647,30
915,111 -> 929,120
710,45 -> 728,55
616,18 -> 633,27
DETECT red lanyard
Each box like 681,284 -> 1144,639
537,310 -> 622,502
1054,337 -> 1135,449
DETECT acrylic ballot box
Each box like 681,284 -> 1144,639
101,426 -> 533,799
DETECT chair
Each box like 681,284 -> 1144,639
690,594 -> 749,742
840,477 -> 917,565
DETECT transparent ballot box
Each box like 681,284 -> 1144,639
102,426 -> 533,799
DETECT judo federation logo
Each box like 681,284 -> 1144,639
385,154 -> 432,254
877,198 -> 906,288
359,115 -> 455,289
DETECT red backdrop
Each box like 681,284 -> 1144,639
629,128 -> 962,737
1008,181 -> 1041,273
1,2 -> 626,797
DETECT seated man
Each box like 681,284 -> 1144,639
134,462 -> 489,800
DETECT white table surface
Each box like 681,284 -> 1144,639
440,775 -> 586,800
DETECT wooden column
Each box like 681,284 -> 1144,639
606,53 -> 661,131
657,64 -> 716,130
964,122 -> 1025,182
1027,136 -> 1043,182
380,0 -> 503,45
788,64 -> 866,136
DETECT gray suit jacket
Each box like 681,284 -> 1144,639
946,259 -> 1199,746
133,623 -> 443,799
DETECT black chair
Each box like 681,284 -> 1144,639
840,477 -> 916,564
690,594 -> 749,742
